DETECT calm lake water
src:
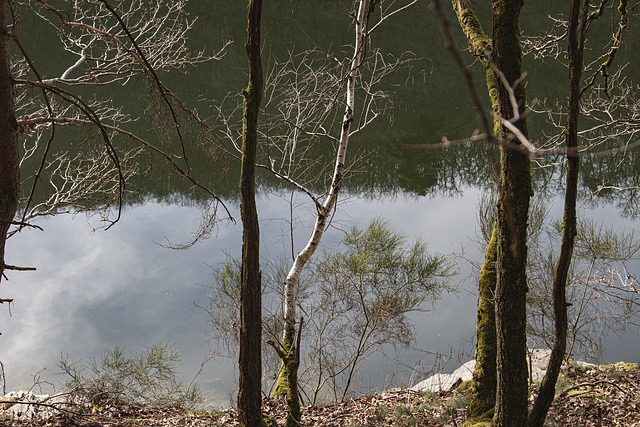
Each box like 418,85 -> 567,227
2,0 -> 639,407
4,190 -> 639,406
2,191 -> 484,404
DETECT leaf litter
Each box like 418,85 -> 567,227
2,362 -> 639,426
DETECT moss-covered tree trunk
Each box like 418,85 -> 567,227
469,224 -> 498,419
528,1 -> 585,425
492,0 -> 532,425
0,0 -> 19,286
238,1 -> 265,426
268,318 -> 303,426
282,337 -> 301,427
450,1 -> 501,420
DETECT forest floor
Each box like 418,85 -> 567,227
1,361 -> 639,426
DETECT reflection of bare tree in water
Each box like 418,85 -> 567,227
527,218 -> 640,362
1,0 -> 231,308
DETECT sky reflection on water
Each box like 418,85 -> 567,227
1,190 -> 638,406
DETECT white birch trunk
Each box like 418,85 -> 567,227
282,0 -> 367,340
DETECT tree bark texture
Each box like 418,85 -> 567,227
238,0 -> 264,426
274,0 -> 368,396
469,223 -> 498,419
492,0 -> 532,426
451,1 -> 500,419
0,0 -> 19,284
269,318 -> 303,426
528,0 -> 586,425
452,0 -> 498,123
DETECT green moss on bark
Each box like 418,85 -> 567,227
453,1 -> 491,57
272,325 -> 295,396
450,2 -> 501,421
452,0 -> 499,122
468,223 -> 498,419
269,319 -> 302,426
492,0 -> 532,425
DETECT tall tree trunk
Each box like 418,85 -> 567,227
450,1 -> 500,418
274,0 -> 368,400
0,0 -> 19,285
492,1 -> 532,426
238,1 -> 264,426
528,0 -> 586,425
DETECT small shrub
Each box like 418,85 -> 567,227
446,394 -> 470,416
59,343 -> 202,409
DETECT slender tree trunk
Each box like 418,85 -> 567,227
528,1 -> 586,425
492,1 -> 532,425
450,1 -> 500,419
274,0 -> 367,398
0,0 -> 19,285
238,1 -> 264,426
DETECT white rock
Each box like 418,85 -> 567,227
410,348 -> 555,393
1,390 -> 68,420
410,360 -> 476,393
527,348 -> 552,383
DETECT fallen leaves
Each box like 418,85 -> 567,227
2,362 -> 639,426
545,362 -> 640,427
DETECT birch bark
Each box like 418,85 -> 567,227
274,0 -> 368,396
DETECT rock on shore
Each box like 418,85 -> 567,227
1,390 -> 69,420
410,348 -> 558,393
